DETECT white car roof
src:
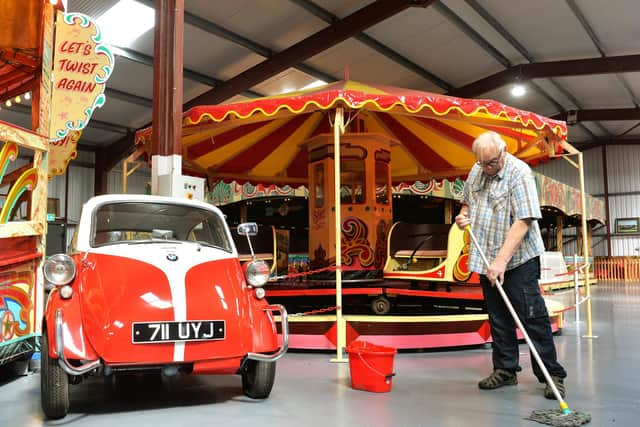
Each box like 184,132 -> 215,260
74,194 -> 228,252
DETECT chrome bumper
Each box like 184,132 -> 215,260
246,304 -> 289,362
55,309 -> 101,376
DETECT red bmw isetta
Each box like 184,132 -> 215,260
41,194 -> 288,419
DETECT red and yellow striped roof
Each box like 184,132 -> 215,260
135,80 -> 567,185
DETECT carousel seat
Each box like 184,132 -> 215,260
393,249 -> 448,259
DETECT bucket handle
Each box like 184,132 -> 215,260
357,352 -> 396,383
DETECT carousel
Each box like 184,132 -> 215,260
134,80 -> 597,351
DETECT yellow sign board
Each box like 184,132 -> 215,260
50,12 -> 114,141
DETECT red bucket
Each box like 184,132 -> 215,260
346,340 -> 397,393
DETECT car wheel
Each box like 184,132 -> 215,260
241,360 -> 276,399
371,296 -> 391,315
40,329 -> 69,419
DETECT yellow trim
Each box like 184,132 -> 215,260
184,96 -> 567,139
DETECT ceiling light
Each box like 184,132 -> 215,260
511,84 -> 526,97
24,92 -> 31,100
14,96 -> 21,103
96,0 -> 155,48
5,100 -> 11,107
301,80 -> 327,90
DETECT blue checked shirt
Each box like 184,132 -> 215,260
462,153 -> 545,275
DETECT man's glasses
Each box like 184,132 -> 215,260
477,149 -> 504,168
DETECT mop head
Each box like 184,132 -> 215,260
525,409 -> 592,426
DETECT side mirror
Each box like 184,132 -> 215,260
237,222 -> 258,237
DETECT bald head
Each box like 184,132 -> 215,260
472,131 -> 506,156
473,131 -> 507,175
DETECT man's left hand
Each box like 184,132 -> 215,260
487,258 -> 507,286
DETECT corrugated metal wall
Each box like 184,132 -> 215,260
47,151 -> 150,223
534,145 -> 640,257
604,146 -> 640,256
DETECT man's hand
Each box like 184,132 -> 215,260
486,258 -> 507,286
455,212 -> 471,229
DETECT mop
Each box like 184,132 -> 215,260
467,227 -> 591,427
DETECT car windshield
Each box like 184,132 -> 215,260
91,201 -> 232,252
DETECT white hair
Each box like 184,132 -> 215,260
472,131 -> 506,156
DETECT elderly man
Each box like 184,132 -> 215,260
455,131 -> 567,399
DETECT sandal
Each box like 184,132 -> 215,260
478,369 -> 517,390
544,376 -> 566,399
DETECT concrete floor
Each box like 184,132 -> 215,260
2,282 -> 639,426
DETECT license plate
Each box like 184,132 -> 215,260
132,320 -> 225,343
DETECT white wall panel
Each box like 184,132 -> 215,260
107,167 -> 150,195
66,166 -> 94,223
606,146 -> 640,194
533,148 -> 604,195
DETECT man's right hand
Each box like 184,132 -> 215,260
455,212 -> 471,229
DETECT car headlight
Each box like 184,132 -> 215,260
244,260 -> 270,287
43,254 -> 77,286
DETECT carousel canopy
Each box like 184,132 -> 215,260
135,80 -> 568,185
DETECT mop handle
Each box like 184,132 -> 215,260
466,226 -> 570,412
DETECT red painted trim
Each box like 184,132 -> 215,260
0,252 -> 41,268
384,288 -> 484,301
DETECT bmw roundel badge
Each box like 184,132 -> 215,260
167,253 -> 178,262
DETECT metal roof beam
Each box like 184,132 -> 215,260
139,0 -> 337,83
186,0 -> 436,108
8,103 -> 131,134
452,1 -> 606,139
553,108 -> 640,122
105,87 -> 152,108
450,55 -> 640,98
574,138 -> 640,150
110,45 -> 263,98
290,0 -> 452,91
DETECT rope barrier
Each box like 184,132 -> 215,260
552,295 -> 590,314
269,265 -> 338,281
289,305 -> 339,317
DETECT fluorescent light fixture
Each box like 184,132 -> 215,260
301,80 -> 327,90
96,0 -> 154,48
511,84 -> 526,97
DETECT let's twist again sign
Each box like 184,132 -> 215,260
50,12 -> 114,141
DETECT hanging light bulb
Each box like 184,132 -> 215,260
5,100 -> 11,107
15,95 -> 21,103
511,84 -> 526,97
24,92 -> 31,100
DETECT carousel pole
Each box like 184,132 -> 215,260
331,107 -> 347,363
578,152 -> 596,338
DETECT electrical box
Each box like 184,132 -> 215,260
157,174 -> 205,201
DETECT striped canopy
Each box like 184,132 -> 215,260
135,80 -> 567,185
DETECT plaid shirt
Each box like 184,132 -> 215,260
462,153 -> 544,275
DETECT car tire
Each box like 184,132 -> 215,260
371,296 -> 391,315
241,360 -> 276,399
40,329 -> 70,419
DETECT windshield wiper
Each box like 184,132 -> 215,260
126,239 -> 180,246
191,241 -> 230,252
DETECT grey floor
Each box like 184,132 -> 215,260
2,282 -> 639,426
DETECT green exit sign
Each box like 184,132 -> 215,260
46,213 -> 56,222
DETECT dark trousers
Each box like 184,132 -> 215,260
480,257 -> 567,382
